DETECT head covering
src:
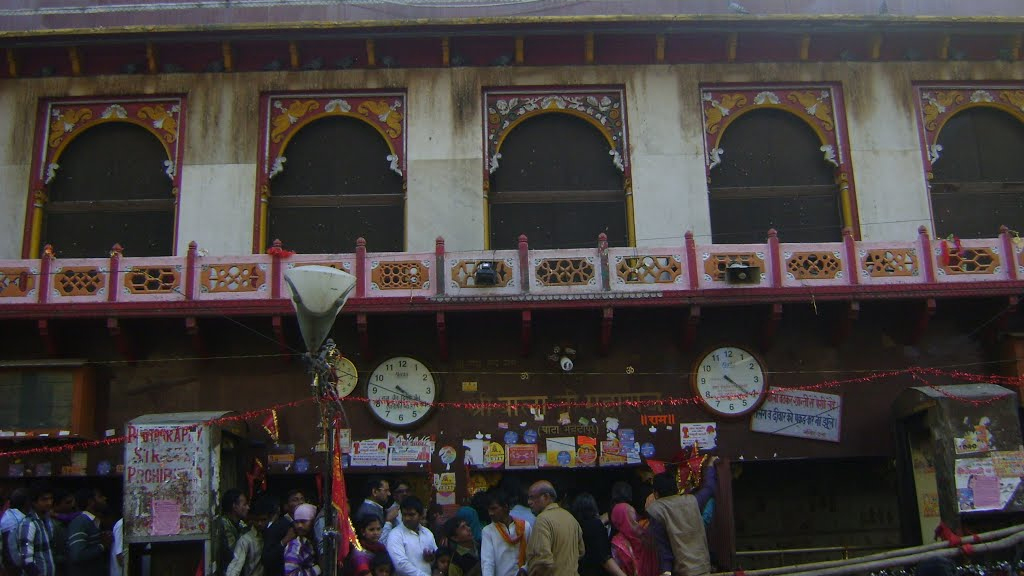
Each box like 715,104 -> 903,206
611,503 -> 658,576
456,506 -> 483,542
294,503 -> 317,522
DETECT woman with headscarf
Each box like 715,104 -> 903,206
609,504 -> 657,576
456,507 -> 483,544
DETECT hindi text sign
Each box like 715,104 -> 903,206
751,388 -> 841,443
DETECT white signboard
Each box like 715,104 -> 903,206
124,424 -> 211,538
751,388 -> 841,443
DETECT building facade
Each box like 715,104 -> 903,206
2,0 -> 1024,569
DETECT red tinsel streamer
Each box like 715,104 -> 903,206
266,246 -> 296,258
0,367 -> 1018,460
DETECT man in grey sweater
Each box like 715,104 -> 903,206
67,488 -> 112,576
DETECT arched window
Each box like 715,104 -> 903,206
708,108 -> 842,244
489,114 -> 627,250
267,116 -> 404,253
930,107 -> 1024,239
43,122 -> 174,258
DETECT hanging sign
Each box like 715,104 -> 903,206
751,388 -> 841,443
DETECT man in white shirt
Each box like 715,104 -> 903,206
109,518 -> 123,576
481,489 -> 531,576
1,488 -> 29,571
386,496 -> 437,576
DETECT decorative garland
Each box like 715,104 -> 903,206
0,367 -> 1018,460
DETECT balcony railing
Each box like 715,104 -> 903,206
0,227 -> 1021,316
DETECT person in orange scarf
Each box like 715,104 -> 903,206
609,504 -> 657,576
480,490 -> 531,576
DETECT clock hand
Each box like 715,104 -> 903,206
372,383 -> 420,403
721,374 -> 749,394
395,384 -> 414,398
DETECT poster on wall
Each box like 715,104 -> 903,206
434,473 -> 457,506
956,456 -> 1022,512
388,434 -> 434,466
463,439 -> 486,468
546,437 -> 576,467
576,437 -> 598,467
350,439 -> 389,467
751,388 -> 841,443
679,423 -> 718,451
955,417 -> 994,454
507,444 -> 538,469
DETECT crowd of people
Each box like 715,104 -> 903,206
0,482 -> 122,576
0,458 -> 718,576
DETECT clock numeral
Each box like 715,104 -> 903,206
375,374 -> 384,382
386,410 -> 391,417
385,364 -> 393,371
753,376 -> 759,383
425,387 -> 431,395
398,414 -> 405,422
422,374 -> 429,382
711,354 -> 719,361
374,401 -> 381,408
725,350 -> 733,357
399,360 -> 408,368
702,365 -> 711,372
749,363 -> 755,370
412,411 -> 418,418
742,399 -> 748,407
729,403 -> 735,411
700,378 -> 706,385
372,386 -> 378,394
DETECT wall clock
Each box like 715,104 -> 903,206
691,345 -> 768,418
329,354 -> 359,398
366,356 -> 439,429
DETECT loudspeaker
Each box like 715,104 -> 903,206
725,263 -> 761,285
283,265 -> 357,352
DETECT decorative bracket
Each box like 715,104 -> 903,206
107,318 -> 136,363
37,319 -> 58,356
436,312 -> 449,362
185,317 -> 207,358
600,307 -> 614,356
915,84 -> 1024,178
520,310 -> 532,357
357,313 -> 371,360
483,87 -> 631,190
681,306 -> 701,351
760,303 -> 784,353
830,301 -> 860,347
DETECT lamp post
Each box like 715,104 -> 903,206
283,265 -> 357,576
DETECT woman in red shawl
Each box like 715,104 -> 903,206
610,503 -> 658,576
346,515 -> 389,576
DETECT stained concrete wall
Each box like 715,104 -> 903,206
1,61 -> 1022,259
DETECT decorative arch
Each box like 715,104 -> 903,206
916,84 -> 1024,239
255,91 -> 407,252
483,86 -> 633,247
916,85 -> 1024,178
700,84 -> 857,237
23,96 -> 185,258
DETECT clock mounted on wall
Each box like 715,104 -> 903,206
366,356 -> 439,429
691,345 -> 768,418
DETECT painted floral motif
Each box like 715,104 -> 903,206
262,93 -> 407,181
484,89 -> 629,180
970,90 -> 995,103
703,93 -> 747,135
787,90 -> 834,131
36,97 -> 186,193
357,100 -> 404,138
138,104 -> 179,143
999,90 -> 1024,112
921,91 -> 965,131
48,108 -> 94,148
753,91 -> 780,105
271,100 -> 320,143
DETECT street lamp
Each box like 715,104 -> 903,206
284,265 -> 358,576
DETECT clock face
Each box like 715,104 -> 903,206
692,346 -> 767,418
366,356 -> 438,429
330,355 -> 359,398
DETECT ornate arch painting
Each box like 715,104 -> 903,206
482,85 -> 634,245
699,83 -> 859,235
914,83 -> 1024,180
255,91 -> 408,252
23,96 -> 187,258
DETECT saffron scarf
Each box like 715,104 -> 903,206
495,518 -> 528,567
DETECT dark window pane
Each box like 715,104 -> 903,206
489,113 -> 626,249
709,109 -> 841,243
490,201 -> 627,250
268,205 -> 404,254
49,122 -> 173,202
0,371 -> 73,430
44,209 -> 175,258
931,108 -> 1024,239
269,116 -> 404,252
709,188 -> 842,244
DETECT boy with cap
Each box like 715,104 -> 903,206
283,504 -> 320,576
